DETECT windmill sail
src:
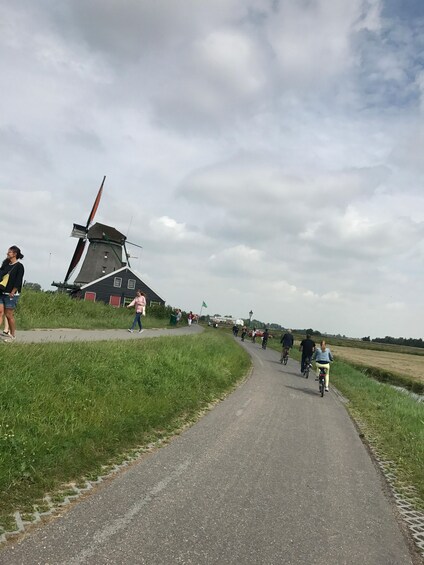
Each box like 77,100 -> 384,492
63,176 -> 105,284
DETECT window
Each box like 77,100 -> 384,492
113,277 -> 122,288
127,279 -> 136,290
85,292 -> 96,302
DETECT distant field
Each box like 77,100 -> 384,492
330,345 -> 424,384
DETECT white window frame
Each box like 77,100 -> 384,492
127,279 -> 136,290
113,277 -> 122,288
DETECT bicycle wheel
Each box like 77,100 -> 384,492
304,366 -> 309,379
320,379 -> 324,397
283,354 -> 288,365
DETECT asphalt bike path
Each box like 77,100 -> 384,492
0,334 -> 415,564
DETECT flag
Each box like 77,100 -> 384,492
202,301 -> 208,308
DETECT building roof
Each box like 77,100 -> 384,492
87,222 -> 126,244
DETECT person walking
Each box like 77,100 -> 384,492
299,333 -> 316,373
241,326 -> 247,342
312,340 -> 334,392
188,311 -> 194,326
0,246 -> 25,342
251,327 -> 257,343
127,290 -> 146,333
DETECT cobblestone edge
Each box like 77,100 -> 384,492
334,387 -> 424,562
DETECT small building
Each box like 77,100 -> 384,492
75,265 -> 165,307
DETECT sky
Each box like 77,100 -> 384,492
1,0 -> 424,338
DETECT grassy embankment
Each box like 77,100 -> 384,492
0,331 -> 250,532
265,336 -> 424,508
15,290 -> 171,330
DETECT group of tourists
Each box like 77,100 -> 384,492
0,245 -> 25,342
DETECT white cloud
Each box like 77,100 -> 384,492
1,0 -> 423,338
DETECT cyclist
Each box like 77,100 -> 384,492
280,329 -> 294,362
262,328 -> 269,350
312,340 -> 334,392
299,333 -> 316,373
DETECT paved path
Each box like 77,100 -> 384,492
4,324 -> 202,344
0,337 -> 415,564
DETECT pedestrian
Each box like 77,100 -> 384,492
127,290 -> 146,333
299,333 -> 316,372
2,316 -> 10,337
176,309 -> 182,324
312,340 -> 334,392
188,311 -> 193,326
251,327 -> 257,343
241,326 -> 247,341
0,246 -> 25,342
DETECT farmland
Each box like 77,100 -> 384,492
330,345 -> 424,384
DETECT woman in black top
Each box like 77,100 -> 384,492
0,246 -> 25,341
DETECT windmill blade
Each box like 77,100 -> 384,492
126,240 -> 143,249
86,175 -> 106,228
123,242 -> 131,268
64,238 -> 87,283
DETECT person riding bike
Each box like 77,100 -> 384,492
262,328 -> 269,350
312,340 -> 334,392
299,333 -> 316,373
280,329 -> 294,362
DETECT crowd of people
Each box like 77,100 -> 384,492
234,324 -> 334,392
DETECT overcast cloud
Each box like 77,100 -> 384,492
1,0 -> 423,338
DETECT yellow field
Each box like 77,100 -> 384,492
330,345 -> 424,383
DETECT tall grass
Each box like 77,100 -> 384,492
15,291 -> 170,330
0,331 -> 250,529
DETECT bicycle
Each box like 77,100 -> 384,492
280,347 -> 289,365
303,358 -> 312,379
318,366 -> 327,397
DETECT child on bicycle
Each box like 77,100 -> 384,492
312,340 -> 334,391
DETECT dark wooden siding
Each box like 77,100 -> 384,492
80,269 -> 165,306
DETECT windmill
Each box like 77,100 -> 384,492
52,176 -> 142,290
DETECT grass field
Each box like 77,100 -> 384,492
0,331 -> 250,533
330,344 -> 424,383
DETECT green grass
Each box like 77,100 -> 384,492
15,290 -> 171,330
0,331 -> 250,529
331,362 -> 424,507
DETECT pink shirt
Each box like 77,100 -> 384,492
129,295 -> 146,313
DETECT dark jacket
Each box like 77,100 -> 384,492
0,260 -> 25,293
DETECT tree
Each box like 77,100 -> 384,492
23,282 -> 42,292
